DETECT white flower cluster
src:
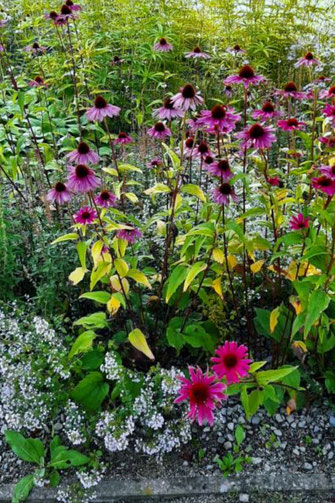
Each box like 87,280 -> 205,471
96,411 -> 135,452
77,465 -> 106,489
100,351 -> 123,381
63,401 -> 86,445
57,485 -> 96,503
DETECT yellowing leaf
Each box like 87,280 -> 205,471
212,248 -> 224,264
251,259 -> 265,273
107,296 -> 121,315
52,233 -> 79,245
124,192 -> 138,203
69,267 -> 87,285
227,255 -> 237,270
212,278 -> 223,299
183,262 -> 207,292
110,275 -> 129,295
270,306 -> 280,333
127,269 -> 151,289
290,296 -> 303,314
90,262 -> 111,290
92,241 -> 104,268
114,258 -> 129,277
128,328 -> 155,360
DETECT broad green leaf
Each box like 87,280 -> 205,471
72,372 -> 109,412
183,262 -> 206,291
114,258 -> 129,277
73,312 -> 107,329
127,269 -> 151,289
76,241 -> 87,270
166,265 -> 188,302
80,291 -> 111,303
90,261 -> 111,290
68,330 -> 96,359
49,446 -> 89,469
304,290 -> 330,337
52,233 -> 79,245
235,425 -> 245,447
181,184 -> 206,202
5,431 -> 44,464
128,328 -> 155,360
12,474 -> 34,503
257,366 -> 298,385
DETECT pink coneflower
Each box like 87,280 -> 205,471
276,81 -> 306,100
295,52 -> 320,68
186,116 -> 202,133
252,101 -> 281,121
174,367 -> 227,426
65,0 -> 82,11
319,135 -> 335,148
45,11 -> 60,23
312,176 -> 335,196
227,44 -> 246,55
322,103 -> 335,123
147,122 -> 171,139
28,76 -> 46,87
212,183 -> 238,206
237,123 -> 276,150
203,155 -> 215,167
46,182 -> 72,205
74,206 -> 97,225
153,97 -> 184,120
224,65 -> 264,89
56,4 -> 75,24
24,42 -> 47,55
194,141 -> 213,159
320,85 -> 335,99
267,177 -> 280,186
114,132 -> 133,144
95,190 -> 116,208
289,213 -> 310,231
86,95 -> 121,122
67,164 -> 100,193
116,226 -> 142,244
185,46 -> 210,59
319,165 -> 335,180
147,157 -> 162,169
277,118 -> 306,131
67,142 -> 99,165
171,84 -> 204,111
154,37 -> 173,52
197,104 -> 240,132
110,55 -> 125,66
205,159 -> 233,180
184,137 -> 196,157
211,341 -> 251,384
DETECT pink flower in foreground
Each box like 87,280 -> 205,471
67,142 -> 99,165
212,183 -> 238,206
95,190 -> 116,208
295,52 -> 320,68
237,123 -> 276,150
277,118 -> 306,131
312,176 -> 335,196
174,367 -> 227,426
67,164 -> 100,193
276,81 -> 306,100
116,226 -> 142,244
171,84 -> 204,111
147,122 -> 171,139
74,206 -> 97,225
86,95 -> 121,122
319,136 -> 335,148
153,98 -> 184,121
46,182 -> 72,205
289,213 -> 310,231
211,341 -> 251,384
224,65 -> 264,89
252,101 -> 282,121
322,103 -> 335,123
197,104 -> 240,132
185,46 -> 210,59
319,164 -> 335,179
320,85 -> 335,99
205,159 -> 233,180
28,76 -> 46,87
154,37 -> 173,52
114,132 -> 133,144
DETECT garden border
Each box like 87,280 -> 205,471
1,473 -> 335,502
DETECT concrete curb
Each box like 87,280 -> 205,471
1,473 -> 335,502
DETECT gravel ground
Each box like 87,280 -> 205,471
113,494 -> 335,503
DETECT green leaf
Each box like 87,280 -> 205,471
128,328 -> 155,360
5,431 -> 44,465
183,262 -> 206,291
235,425 -> 245,447
72,372 -> 109,412
68,330 -> 96,359
304,290 -> 330,337
114,258 -> 129,277
76,241 -> 87,270
183,324 -> 216,352
73,312 -> 107,329
12,474 -> 34,503
257,366 -> 298,385
49,471 -> 61,488
162,142 -> 180,169
249,390 -> 262,416
166,265 -> 189,302
249,361 -> 267,373
80,291 -> 111,303
49,446 -> 89,469
181,184 -> 206,202
51,233 -> 79,245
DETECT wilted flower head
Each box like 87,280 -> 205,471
116,226 -> 142,244
224,65 -> 264,88
110,55 -> 125,66
86,95 -> 121,122
28,76 -> 46,87
74,206 -> 97,225
171,84 -> 204,111
154,97 -> 184,120
211,341 -> 251,384
46,182 -> 72,205
237,123 -> 276,150
289,213 -> 310,230
154,37 -> 173,52
267,176 -> 280,186
295,52 -> 320,68
115,132 -> 133,144
185,46 -> 210,59
67,164 -> 100,193
212,183 -> 238,205
67,142 -> 99,165
312,175 -> 335,196
277,118 -> 306,131
147,122 -> 171,139
95,190 -> 116,208
174,366 -> 227,426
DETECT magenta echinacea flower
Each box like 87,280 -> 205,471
116,226 -> 142,244
227,44 -> 246,55
147,122 -> 171,139
171,84 -> 204,111
267,177 -> 280,187
154,37 -> 173,52
114,132 -> 133,144
320,85 -> 335,100
185,46 -> 210,59
276,81 -> 306,100
289,213 -> 310,231
252,101 -> 282,121
86,95 -> 121,122
147,157 -> 162,169
46,182 -> 72,205
205,159 -> 233,180
184,137 -> 196,157
153,97 -> 184,120
224,65 -> 264,89
67,164 -> 100,193
45,11 -> 60,24
322,103 -> 335,123
28,76 -> 46,87
312,176 -> 335,196
295,52 -> 320,68
197,104 -> 240,132
236,123 -> 276,150
211,341 -> 251,384
95,190 -> 116,208
194,141 -> 213,159
67,142 -> 99,165
24,42 -> 47,54
277,118 -> 306,131
74,206 -> 97,225
212,183 -> 238,206
65,0 -> 82,11
56,4 -> 76,24
318,165 -> 335,180
174,366 -> 227,426
319,136 -> 335,148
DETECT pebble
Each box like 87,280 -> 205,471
275,414 -> 284,423
293,448 -> 300,456
224,441 -> 232,450
328,452 -> 334,460
251,457 -> 262,465
251,416 -> 260,425
239,494 -> 249,502
217,437 -> 225,444
227,422 -> 234,431
329,415 -> 335,427
273,428 -> 282,437
304,462 -> 313,470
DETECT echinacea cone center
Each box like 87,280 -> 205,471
249,123 -> 265,139
211,104 -> 226,120
182,84 -> 196,99
190,383 -> 209,403
77,142 -> 90,154
75,164 -> 90,178
223,353 -> 238,368
239,65 -> 254,79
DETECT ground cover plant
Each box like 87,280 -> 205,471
0,0 -> 335,502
